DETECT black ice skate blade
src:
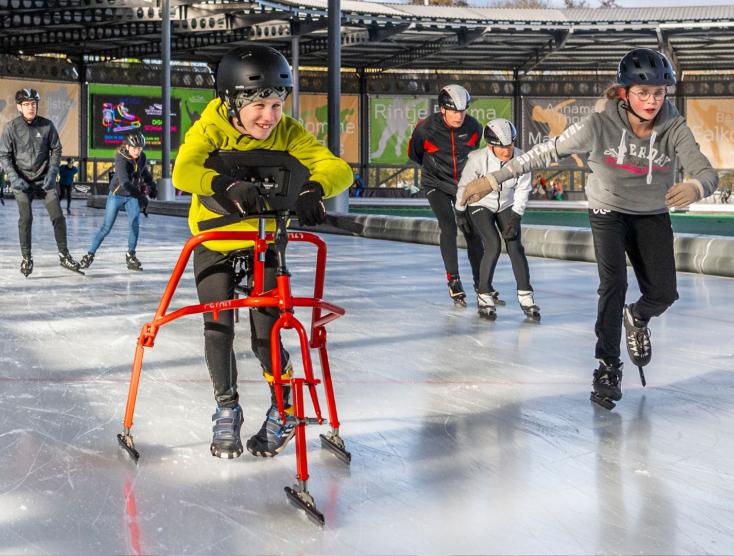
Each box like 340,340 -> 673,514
478,311 -> 496,321
320,433 -> 352,464
284,486 -> 325,526
493,299 -> 507,306
523,314 -> 541,323
63,266 -> 85,275
127,266 -> 143,272
452,298 -> 467,307
638,366 -> 647,387
590,392 -> 616,411
117,433 -> 140,462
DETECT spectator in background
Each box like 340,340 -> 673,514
58,158 -> 78,214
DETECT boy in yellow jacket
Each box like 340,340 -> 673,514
173,45 -> 352,459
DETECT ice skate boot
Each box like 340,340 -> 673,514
623,305 -> 650,386
20,256 -> 33,277
590,359 -> 623,410
476,292 -> 496,320
447,274 -> 467,307
79,252 -> 94,269
518,290 -> 541,321
126,251 -> 143,271
59,251 -> 84,275
210,404 -> 244,459
489,289 -> 506,306
247,366 -> 296,457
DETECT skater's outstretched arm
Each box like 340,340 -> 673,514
43,125 -> 62,189
664,122 -> 718,208
407,119 -> 427,166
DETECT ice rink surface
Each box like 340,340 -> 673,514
0,201 -> 733,555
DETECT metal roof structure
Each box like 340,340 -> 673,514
2,1 -> 734,74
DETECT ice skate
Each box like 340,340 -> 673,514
79,252 -> 94,269
518,290 -> 540,321
210,405 -> 244,459
126,251 -> 143,271
447,274 -> 467,307
59,251 -> 84,275
489,289 -> 506,306
476,292 -> 496,320
20,256 -> 33,277
623,305 -> 650,386
247,374 -> 296,458
590,360 -> 623,410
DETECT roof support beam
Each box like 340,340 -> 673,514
519,28 -> 573,74
656,26 -> 681,78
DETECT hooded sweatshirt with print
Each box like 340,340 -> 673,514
172,98 -> 353,254
481,99 -> 717,214
456,146 -> 532,215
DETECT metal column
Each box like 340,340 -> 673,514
158,0 -> 175,201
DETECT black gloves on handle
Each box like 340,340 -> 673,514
138,194 -> 149,217
211,175 -> 261,216
296,181 -> 326,226
455,208 -> 473,236
501,210 -> 522,241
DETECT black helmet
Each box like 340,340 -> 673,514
123,130 -> 145,149
484,118 -> 517,147
438,84 -> 470,111
216,45 -> 293,115
617,48 -> 676,87
15,88 -> 40,104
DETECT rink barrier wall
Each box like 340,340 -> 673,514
88,197 -> 734,279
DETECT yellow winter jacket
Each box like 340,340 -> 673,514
172,98 -> 353,253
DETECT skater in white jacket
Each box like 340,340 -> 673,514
456,118 -> 540,321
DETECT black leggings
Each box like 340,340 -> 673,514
589,210 -> 678,361
425,187 -> 483,287
469,206 -> 532,294
193,245 -> 289,409
59,185 -> 72,209
14,186 -> 68,258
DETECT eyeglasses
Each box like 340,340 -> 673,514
629,90 -> 666,102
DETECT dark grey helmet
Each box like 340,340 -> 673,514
123,130 -> 145,149
15,88 -> 40,104
438,84 -> 470,111
617,48 -> 676,87
216,45 -> 293,115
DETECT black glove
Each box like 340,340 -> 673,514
455,208 -> 473,236
43,174 -> 57,191
148,182 -> 158,199
295,181 -> 326,226
501,210 -> 522,241
211,175 -> 261,216
12,178 -> 30,192
138,194 -> 149,217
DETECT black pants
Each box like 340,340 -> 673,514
59,185 -> 72,210
469,206 -> 532,294
194,244 -> 289,409
589,210 -> 678,361
14,185 -> 68,258
425,187 -> 483,287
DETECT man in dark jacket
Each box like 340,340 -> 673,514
0,88 -> 81,276
408,84 -> 485,306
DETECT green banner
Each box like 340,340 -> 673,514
370,95 -> 431,165
87,83 -> 213,159
466,98 -> 513,127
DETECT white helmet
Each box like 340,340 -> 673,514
438,84 -> 470,112
484,118 -> 517,147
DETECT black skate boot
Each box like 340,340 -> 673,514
210,404 -> 244,459
59,251 -> 84,275
518,290 -> 541,321
126,251 -> 143,271
623,305 -> 650,386
79,252 -> 94,269
20,256 -> 33,277
447,274 -> 467,307
247,366 -> 296,457
590,359 -> 623,410
476,292 -> 496,320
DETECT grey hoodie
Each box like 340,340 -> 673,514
490,99 -> 718,214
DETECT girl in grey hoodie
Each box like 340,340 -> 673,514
459,48 -> 718,410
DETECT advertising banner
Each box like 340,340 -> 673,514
522,96 -> 605,169
0,78 -> 81,156
284,94 -> 359,164
91,94 -> 181,151
369,95 -> 513,165
87,84 -> 213,158
370,95 -> 431,165
686,98 -> 734,169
